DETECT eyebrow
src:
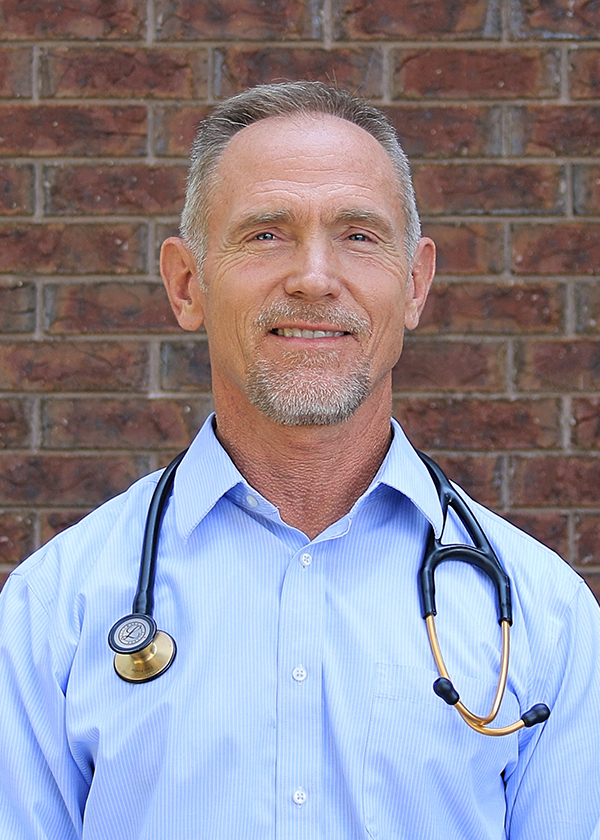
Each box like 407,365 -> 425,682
228,206 -> 399,243
229,209 -> 295,240
329,208 -> 398,242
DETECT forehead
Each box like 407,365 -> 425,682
210,113 -> 403,223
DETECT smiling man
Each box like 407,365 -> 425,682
1,81 -> 599,840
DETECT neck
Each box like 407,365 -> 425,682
213,384 -> 393,539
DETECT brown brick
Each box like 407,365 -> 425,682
0,165 -> 34,215
214,47 -> 382,99
575,513 -> 600,565
392,338 -> 506,392
569,49 -> 600,99
511,455 -> 600,506
44,165 -> 186,216
509,106 -> 600,156
385,106 -> 502,158
0,341 -> 148,392
333,0 -> 498,39
512,223 -> 600,275
161,340 -> 212,392
572,397 -> 600,448
154,105 -> 211,157
0,0 -> 145,40
0,223 -> 146,275
394,396 -> 559,450
573,164 -> 600,215
505,512 -> 569,559
156,0 -> 321,40
576,281 -> 600,334
0,454 -> 149,505
44,282 -> 178,335
0,282 -> 36,334
393,48 -> 559,100
579,572 -> 600,604
39,509 -> 90,546
0,106 -> 147,157
0,48 -> 32,98
419,281 -> 563,335
422,222 -> 504,275
414,164 -> 565,215
425,454 -> 502,508
0,512 -> 34,565
42,397 -> 211,449
516,339 -> 600,392
511,0 -> 600,39
40,48 -> 208,100
0,398 -> 31,448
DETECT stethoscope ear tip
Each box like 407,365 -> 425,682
521,703 -> 551,727
433,677 -> 460,706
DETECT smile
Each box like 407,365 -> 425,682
273,328 -> 346,338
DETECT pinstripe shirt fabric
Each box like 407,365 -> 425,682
1,415 -> 599,839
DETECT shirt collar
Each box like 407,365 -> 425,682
173,414 -> 444,542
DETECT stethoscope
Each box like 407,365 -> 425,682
108,448 -> 550,736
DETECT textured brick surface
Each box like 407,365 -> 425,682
385,106 -> 502,158
573,164 -> 600,215
422,223 -> 504,275
0,0 -> 146,40
0,512 -> 34,565
512,223 -> 600,275
512,456 -> 600,507
506,512 -> 569,559
572,398 -> 600,448
569,49 -> 600,98
515,339 -> 600,391
0,48 -> 33,97
0,398 -> 32,448
576,281 -> 600,334
0,282 -> 36,333
393,49 -> 560,99
509,106 -> 600,156
0,165 -> 34,215
333,0 -> 498,39
511,0 -> 600,39
392,338 -> 506,392
160,341 -> 213,392
154,105 -> 212,156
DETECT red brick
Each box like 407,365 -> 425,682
511,0 -> 600,39
414,164 -> 564,215
579,572 -> 600,604
575,513 -> 600,565
0,341 -> 148,392
44,282 -> 178,335
573,164 -> 600,215
154,105 -> 211,157
394,396 -> 559,450
0,512 -> 34,565
0,105 -> 147,157
505,512 -> 568,559
40,48 -> 208,100
569,49 -> 600,99
419,281 -> 563,335
392,338 -> 506,392
509,106 -> 600,156
0,165 -> 33,215
512,223 -> 600,275
572,398 -> 600,448
0,0 -> 145,39
576,281 -> 600,334
0,398 -> 31,447
0,454 -> 149,505
422,222 -> 504,275
0,282 -> 36,333
0,223 -> 146,275
0,48 -> 32,98
44,165 -> 186,216
214,47 -> 382,99
516,339 -> 600,391
156,0 -> 321,40
161,340 -> 212,392
333,0 -> 497,39
511,455 -> 600,506
384,105 -> 501,158
423,454 -> 503,508
39,510 -> 90,546
393,49 -> 559,99
41,397 -> 212,449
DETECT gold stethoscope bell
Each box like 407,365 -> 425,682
113,630 -> 177,683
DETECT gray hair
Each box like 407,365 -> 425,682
180,81 -> 422,271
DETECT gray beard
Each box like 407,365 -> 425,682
246,348 -> 371,426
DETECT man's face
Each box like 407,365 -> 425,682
177,113 -> 433,425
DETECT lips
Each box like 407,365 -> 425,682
273,328 -> 346,338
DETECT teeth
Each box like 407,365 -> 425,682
275,328 -> 345,339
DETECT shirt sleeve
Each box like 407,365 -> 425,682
505,580 -> 600,839
0,572 -> 87,840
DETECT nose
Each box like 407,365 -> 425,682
283,237 -> 342,301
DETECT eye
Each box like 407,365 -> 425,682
348,232 -> 371,242
254,232 -> 276,241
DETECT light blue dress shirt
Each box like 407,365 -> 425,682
1,415 -> 599,839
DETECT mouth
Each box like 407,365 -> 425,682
272,328 -> 347,339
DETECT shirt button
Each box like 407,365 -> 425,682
246,494 -> 259,508
300,552 -> 312,567
292,665 -> 307,682
293,788 -> 307,805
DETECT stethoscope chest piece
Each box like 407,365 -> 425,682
109,613 -> 176,683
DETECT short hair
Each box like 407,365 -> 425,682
180,80 -> 422,269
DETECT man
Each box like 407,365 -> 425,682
0,81 -> 599,839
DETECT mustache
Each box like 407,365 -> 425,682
255,301 -> 371,338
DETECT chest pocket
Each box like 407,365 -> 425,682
362,662 -> 518,840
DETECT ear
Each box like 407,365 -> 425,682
404,237 -> 436,331
160,237 -> 206,331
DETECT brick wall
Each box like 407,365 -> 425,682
1,0 -> 599,597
